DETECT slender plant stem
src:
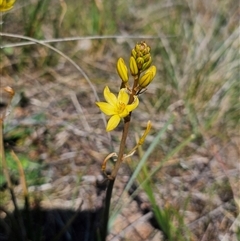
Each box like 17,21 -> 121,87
100,119 -> 131,240
110,120 -> 131,179
100,178 -> 114,240
101,75 -> 140,240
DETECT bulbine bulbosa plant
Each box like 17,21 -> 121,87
96,41 -> 156,240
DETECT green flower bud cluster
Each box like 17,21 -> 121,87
131,41 -> 152,72
131,41 -> 156,90
116,41 -> 156,91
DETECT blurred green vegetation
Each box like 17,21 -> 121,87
0,152 -> 44,188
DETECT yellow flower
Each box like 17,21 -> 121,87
96,86 -> 139,131
0,0 -> 16,12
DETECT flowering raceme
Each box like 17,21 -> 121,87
0,0 -> 16,12
96,86 -> 139,131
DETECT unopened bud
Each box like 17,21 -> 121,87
143,53 -> 151,62
131,49 -> 137,59
138,66 -> 156,88
142,57 -> 152,71
116,58 -> 129,83
129,56 -> 138,76
136,57 -> 144,70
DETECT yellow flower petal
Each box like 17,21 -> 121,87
106,115 -> 121,132
125,96 -> 139,112
0,0 -> 15,12
117,88 -> 129,105
96,102 -> 116,115
104,86 -> 117,106
119,108 -> 129,118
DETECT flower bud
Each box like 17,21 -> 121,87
131,49 -> 137,59
142,53 -> 151,62
116,58 -> 128,83
136,57 -> 144,70
129,56 -> 138,76
134,42 -> 150,56
132,42 -> 152,71
142,57 -> 152,71
138,66 -> 156,88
